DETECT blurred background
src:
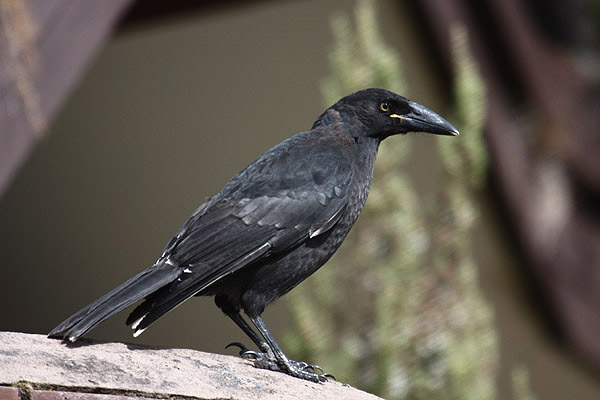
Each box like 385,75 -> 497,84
1,0 -> 600,399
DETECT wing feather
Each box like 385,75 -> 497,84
130,133 -> 354,333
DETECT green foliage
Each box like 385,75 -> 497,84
283,1 -> 508,399
511,365 -> 537,400
321,0 -> 406,103
439,25 -> 488,189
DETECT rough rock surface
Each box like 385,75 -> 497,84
0,331 -> 381,400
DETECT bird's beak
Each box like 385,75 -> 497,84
390,100 -> 459,136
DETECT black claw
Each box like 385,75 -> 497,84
290,360 -> 325,374
240,350 -> 262,360
306,364 -> 324,374
225,342 -> 266,361
225,341 -> 249,354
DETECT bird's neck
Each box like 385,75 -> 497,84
355,136 -> 380,168
347,136 -> 379,219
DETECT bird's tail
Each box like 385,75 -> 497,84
48,263 -> 180,342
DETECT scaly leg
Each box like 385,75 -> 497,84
247,315 -> 333,382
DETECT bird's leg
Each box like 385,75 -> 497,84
248,315 -> 334,383
224,311 -> 275,363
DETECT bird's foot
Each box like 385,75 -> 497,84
286,360 -> 335,382
227,341 -> 280,370
226,342 -> 334,382
250,354 -> 334,382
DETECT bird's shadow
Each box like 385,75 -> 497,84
48,335 -> 170,351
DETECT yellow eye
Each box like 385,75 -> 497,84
380,102 -> 390,112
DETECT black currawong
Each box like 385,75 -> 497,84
49,88 -> 459,382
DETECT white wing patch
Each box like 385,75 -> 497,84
308,206 -> 346,238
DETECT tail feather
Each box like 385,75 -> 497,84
129,241 -> 273,336
48,264 -> 179,341
129,281 -> 207,335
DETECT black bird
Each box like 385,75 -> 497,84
49,88 -> 458,382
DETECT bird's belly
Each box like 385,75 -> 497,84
234,219 -> 352,316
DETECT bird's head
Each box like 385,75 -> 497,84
322,88 -> 459,140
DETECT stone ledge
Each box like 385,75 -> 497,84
0,331 -> 380,400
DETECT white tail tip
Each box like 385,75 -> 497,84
133,328 -> 146,338
130,315 -> 146,330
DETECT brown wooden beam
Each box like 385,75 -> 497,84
414,0 -> 600,373
0,0 -> 133,196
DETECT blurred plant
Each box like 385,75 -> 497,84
283,1 -> 502,399
511,365 -> 537,400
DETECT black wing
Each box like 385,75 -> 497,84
127,133 -> 354,333
50,132 -> 354,340
163,133 -> 354,262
